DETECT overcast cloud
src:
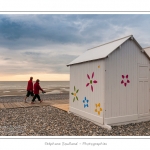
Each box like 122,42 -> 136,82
0,14 -> 150,76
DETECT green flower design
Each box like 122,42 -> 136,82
71,86 -> 79,102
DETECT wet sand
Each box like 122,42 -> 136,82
0,93 -> 69,103
0,87 -> 69,97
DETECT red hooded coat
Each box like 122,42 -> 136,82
33,82 -> 43,94
27,79 -> 33,91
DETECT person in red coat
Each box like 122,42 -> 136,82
31,79 -> 46,104
24,77 -> 34,103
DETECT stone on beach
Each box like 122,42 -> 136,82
0,93 -> 150,136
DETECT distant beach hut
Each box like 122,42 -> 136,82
67,35 -> 150,129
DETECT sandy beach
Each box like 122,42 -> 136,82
0,92 -> 150,136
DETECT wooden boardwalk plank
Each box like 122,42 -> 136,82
10,102 -> 19,108
19,102 -> 33,107
22,101 -> 50,107
0,103 -> 5,109
0,100 -> 69,110
19,102 -> 29,107
3,103 -> 12,109
23,102 -> 34,107
7,103 -> 14,109
52,104 -> 69,112
39,101 -> 55,106
13,102 -> 24,108
21,102 -> 39,107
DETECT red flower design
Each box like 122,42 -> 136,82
87,74 -> 90,79
93,80 -> 97,83
86,83 -> 90,87
92,72 -> 94,78
91,85 -> 93,92
121,80 -> 124,84
86,72 -> 98,92
121,74 -> 130,87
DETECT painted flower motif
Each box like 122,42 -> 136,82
82,97 -> 89,108
121,75 -> 130,87
95,103 -> 102,115
86,72 -> 98,92
71,86 -> 79,102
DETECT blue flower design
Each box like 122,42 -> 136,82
83,97 -> 89,108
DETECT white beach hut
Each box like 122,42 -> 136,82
67,35 -> 150,129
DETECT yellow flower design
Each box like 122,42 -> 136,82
95,103 -> 102,115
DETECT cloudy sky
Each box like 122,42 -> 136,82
0,14 -> 150,81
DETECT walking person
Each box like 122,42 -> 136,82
31,79 -> 45,104
24,77 -> 34,103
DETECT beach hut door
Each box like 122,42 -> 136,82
138,64 -> 149,117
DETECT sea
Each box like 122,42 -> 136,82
0,81 -> 69,97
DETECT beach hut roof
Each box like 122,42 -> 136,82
67,35 -> 142,66
143,47 -> 150,58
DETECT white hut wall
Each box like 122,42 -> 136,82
105,39 -> 149,124
69,59 -> 105,124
